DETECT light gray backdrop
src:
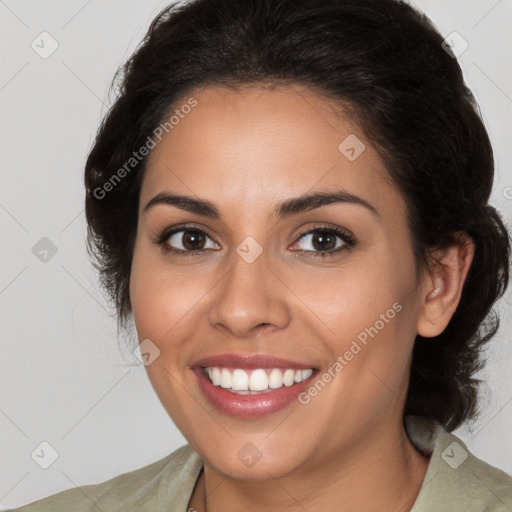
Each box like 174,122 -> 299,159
1,0 -> 511,509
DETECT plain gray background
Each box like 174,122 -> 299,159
1,0 -> 511,509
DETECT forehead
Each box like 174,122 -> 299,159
141,84 -> 400,219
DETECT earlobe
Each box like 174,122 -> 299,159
417,233 -> 475,338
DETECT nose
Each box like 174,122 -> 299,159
207,246 -> 291,338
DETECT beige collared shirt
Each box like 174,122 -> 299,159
6,416 -> 512,511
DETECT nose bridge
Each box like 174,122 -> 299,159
208,242 -> 289,336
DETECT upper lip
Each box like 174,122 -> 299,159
191,353 -> 317,370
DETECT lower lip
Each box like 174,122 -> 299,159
193,368 -> 316,418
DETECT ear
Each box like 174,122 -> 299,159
417,232 -> 475,338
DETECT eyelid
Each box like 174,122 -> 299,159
293,221 -> 354,241
156,222 -> 219,245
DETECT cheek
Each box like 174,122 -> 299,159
130,270 -> 196,342
298,245 -> 419,388
129,241 -> 176,348
130,241 -> 184,334
129,242 -> 217,364
128,246 -> 202,416
296,247 -> 416,339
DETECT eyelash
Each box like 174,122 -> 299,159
154,223 -> 356,259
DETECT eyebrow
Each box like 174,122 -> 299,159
143,189 -> 379,219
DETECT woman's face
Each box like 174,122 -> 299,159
130,84 -> 427,479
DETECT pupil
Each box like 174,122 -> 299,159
183,230 -> 204,250
313,231 -> 335,251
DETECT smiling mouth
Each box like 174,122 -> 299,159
200,366 -> 315,394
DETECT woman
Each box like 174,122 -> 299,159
9,0 -> 512,510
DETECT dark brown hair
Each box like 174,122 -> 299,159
84,0 -> 510,431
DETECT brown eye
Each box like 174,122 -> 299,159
163,228 -> 220,254
309,230 -> 338,251
181,229 -> 206,250
290,225 -> 356,258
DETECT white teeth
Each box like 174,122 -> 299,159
204,367 -> 315,393
249,369 -> 269,391
301,369 -> 313,381
220,368 -> 232,388
283,369 -> 295,386
232,369 -> 249,391
268,368 -> 284,389
211,367 -> 221,386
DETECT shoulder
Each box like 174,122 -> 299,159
407,415 -> 512,512
4,444 -> 203,512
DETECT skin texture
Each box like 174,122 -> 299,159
129,84 -> 474,511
